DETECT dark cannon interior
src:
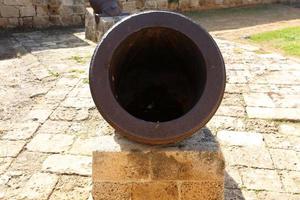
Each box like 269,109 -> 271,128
110,27 -> 207,122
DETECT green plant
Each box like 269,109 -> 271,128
48,70 -> 60,77
68,55 -> 91,64
249,26 -> 300,57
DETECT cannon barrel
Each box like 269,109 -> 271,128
89,11 -> 226,145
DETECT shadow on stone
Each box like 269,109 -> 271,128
185,4 -> 300,32
0,27 -> 89,60
111,127 -> 245,199
225,172 -> 245,200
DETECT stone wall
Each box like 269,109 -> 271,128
0,0 -> 293,29
119,0 -> 292,13
0,0 -> 86,29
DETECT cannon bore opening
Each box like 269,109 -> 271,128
110,27 -> 206,122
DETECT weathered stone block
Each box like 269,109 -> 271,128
43,154 -> 92,176
136,0 -> 145,8
20,6 -> 35,17
168,1 -> 179,10
190,0 -> 200,8
8,17 -> 19,28
59,5 -> 74,15
62,0 -> 74,6
246,107 -> 300,121
48,0 -> 62,6
93,152 -> 150,181
152,151 -> 224,181
0,140 -> 26,157
178,0 -> 191,10
120,0 -> 138,13
48,6 -> 61,15
19,173 -> 58,200
73,5 -> 86,14
0,6 -> 19,18
32,0 -> 49,6
61,15 -> 74,25
49,15 -> 63,25
19,16 -> 34,28
27,133 -> 75,153
85,7 -> 127,42
145,0 -> 158,9
0,18 -> 8,28
132,181 -> 179,200
157,0 -> 168,9
181,181 -> 224,200
33,16 -> 50,28
73,15 -> 83,25
92,130 -> 225,200
3,0 -> 32,6
93,182 -> 132,200
36,6 -> 48,16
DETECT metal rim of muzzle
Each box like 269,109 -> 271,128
89,11 -> 226,145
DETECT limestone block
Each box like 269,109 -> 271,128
0,18 -> 8,28
85,7 -> 97,41
7,17 -> 19,28
136,0 -> 145,9
48,0 -> 62,6
92,129 -> 225,200
145,0 -> 158,9
190,0 -> 200,8
33,16 -> 50,28
85,7 -> 127,43
32,0 -> 49,6
20,173 -> 58,200
20,6 -> 36,17
157,0 -> 169,9
19,16 -> 33,28
215,0 -> 225,4
93,182 -> 132,200
27,133 -> 75,153
99,17 -> 116,33
181,181 -> 224,200
0,6 -> 19,18
73,5 -> 86,14
178,0 -> 191,10
122,0 -> 138,13
85,0 -> 91,7
168,1 -> 179,10
43,154 -> 92,176
36,6 -> 48,16
62,0 -> 74,6
3,0 -> 32,6
49,15 -> 63,25
48,6 -> 60,15
59,5 -> 74,16
132,182 -> 179,200
73,15 -> 83,25
0,140 -> 26,157
61,15 -> 75,26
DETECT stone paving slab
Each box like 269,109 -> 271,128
0,28 -> 299,199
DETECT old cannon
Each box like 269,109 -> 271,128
89,0 -> 122,17
89,10 -> 226,145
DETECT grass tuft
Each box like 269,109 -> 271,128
69,55 -> 91,64
249,26 -> 300,57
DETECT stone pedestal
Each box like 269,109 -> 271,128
92,129 -> 225,200
85,7 -> 127,43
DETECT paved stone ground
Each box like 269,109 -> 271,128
0,28 -> 299,200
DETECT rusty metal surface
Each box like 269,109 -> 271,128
89,0 -> 122,16
89,11 -> 226,145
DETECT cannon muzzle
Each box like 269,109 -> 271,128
89,11 -> 226,145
